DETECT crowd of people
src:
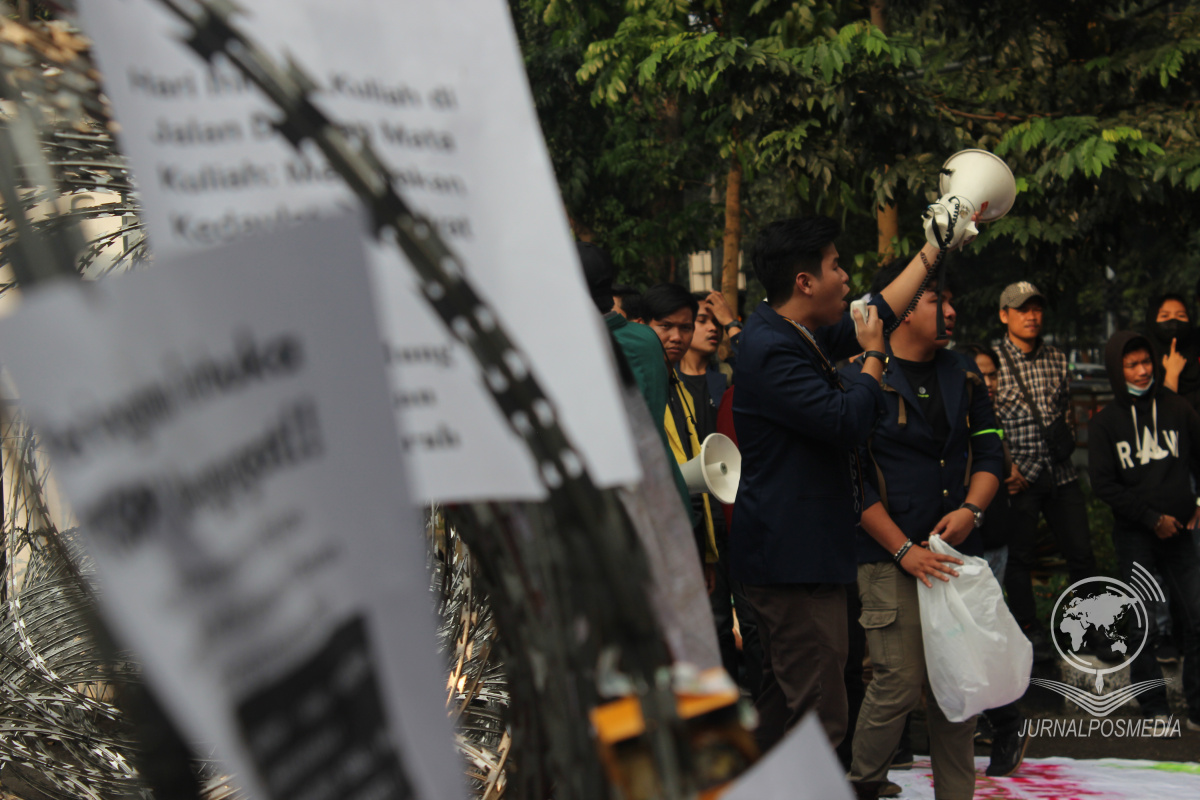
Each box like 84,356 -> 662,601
578,215 -> 1200,800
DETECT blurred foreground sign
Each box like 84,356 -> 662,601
722,715 -> 853,800
0,217 -> 460,800
77,0 -> 639,502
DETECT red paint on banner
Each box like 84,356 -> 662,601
910,759 -> 1116,799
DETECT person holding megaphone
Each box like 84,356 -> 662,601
729,150 -> 1013,760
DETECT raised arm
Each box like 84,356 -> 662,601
878,206 -> 983,320
878,242 -> 941,319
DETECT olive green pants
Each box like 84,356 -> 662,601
848,562 -> 977,800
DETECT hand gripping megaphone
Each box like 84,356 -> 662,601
680,433 -> 742,504
923,149 -> 1016,249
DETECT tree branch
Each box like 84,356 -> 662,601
935,104 -> 1067,123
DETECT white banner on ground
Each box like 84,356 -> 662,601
77,0 -> 639,502
0,217 -> 460,800
893,757 -> 1200,799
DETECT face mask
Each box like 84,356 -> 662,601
1127,377 -> 1154,397
1153,319 -> 1191,346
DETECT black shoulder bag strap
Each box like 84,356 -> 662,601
962,369 -> 978,487
1000,345 -> 1056,444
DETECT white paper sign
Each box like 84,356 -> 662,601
0,217 -> 461,800
77,0 -> 639,502
722,715 -> 854,800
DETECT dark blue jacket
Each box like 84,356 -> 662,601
842,347 -> 1005,563
729,298 -> 892,585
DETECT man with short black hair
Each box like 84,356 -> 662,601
844,265 -> 1005,797
994,282 -> 1097,659
642,282 -> 720,573
611,284 -> 640,319
577,244 -> 691,520
732,215 -> 966,753
642,283 -> 700,364
678,291 -> 761,696
676,293 -> 735,442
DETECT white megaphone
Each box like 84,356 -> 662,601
680,433 -> 742,504
923,149 -> 1016,249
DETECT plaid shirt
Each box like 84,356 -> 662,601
994,336 -> 1076,486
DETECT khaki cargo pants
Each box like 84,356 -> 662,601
848,562 -> 977,800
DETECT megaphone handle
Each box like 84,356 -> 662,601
931,197 -> 961,249
885,250 -> 941,335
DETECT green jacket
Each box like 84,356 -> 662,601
605,312 -> 693,522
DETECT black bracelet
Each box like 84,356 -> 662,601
724,321 -> 741,333
863,350 -> 889,365
893,540 -> 914,565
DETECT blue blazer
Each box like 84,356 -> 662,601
842,348 -> 1005,563
729,299 -> 892,585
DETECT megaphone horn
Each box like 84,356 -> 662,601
924,149 -> 1017,249
939,149 -> 1017,222
680,433 -> 742,505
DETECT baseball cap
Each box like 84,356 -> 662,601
999,281 -> 1046,311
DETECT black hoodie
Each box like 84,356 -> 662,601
1088,331 -> 1200,532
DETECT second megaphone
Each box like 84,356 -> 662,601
680,433 -> 742,505
923,149 -> 1016,249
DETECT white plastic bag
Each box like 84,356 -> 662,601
918,535 -> 1032,722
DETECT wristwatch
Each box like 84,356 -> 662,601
961,502 -> 984,529
863,350 -> 889,365
724,320 -> 742,333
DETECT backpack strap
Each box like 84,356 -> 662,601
963,370 -> 979,486
866,369 -> 904,512
961,366 -> 1013,483
887,385 -> 908,428
869,359 -> 995,509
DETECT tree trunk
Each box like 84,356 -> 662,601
869,0 -> 887,31
649,94 -> 685,285
721,157 -> 742,314
870,1 -> 897,266
877,192 -> 899,265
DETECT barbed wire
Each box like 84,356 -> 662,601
0,4 -> 712,798
148,2 -> 693,798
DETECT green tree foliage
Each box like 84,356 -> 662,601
512,0 -> 718,283
886,1 -> 1200,346
514,1 -> 928,282
515,1 -> 1200,346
